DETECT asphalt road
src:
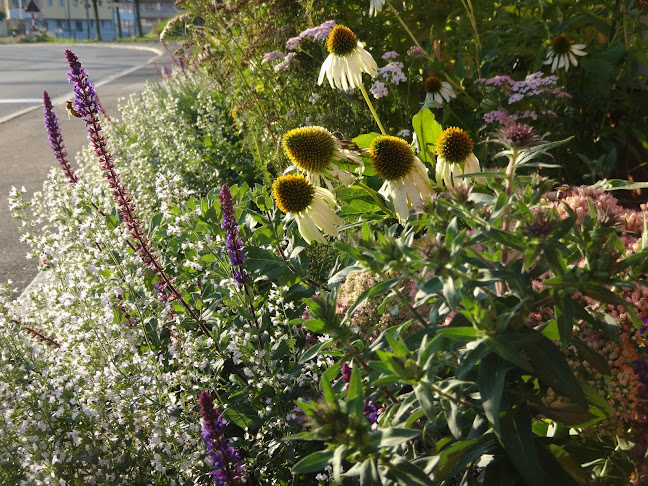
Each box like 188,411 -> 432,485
0,42 -> 174,296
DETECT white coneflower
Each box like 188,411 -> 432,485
435,127 -> 483,188
272,174 -> 342,244
424,75 -> 456,105
318,25 -> 378,91
282,126 -> 361,187
369,0 -> 385,16
369,135 -> 432,224
543,34 -> 586,73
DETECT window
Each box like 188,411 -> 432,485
58,0 -> 63,6
75,20 -> 82,31
46,0 -> 52,6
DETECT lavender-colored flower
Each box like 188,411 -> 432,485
285,36 -> 302,50
376,61 -> 406,85
382,51 -> 399,60
199,391 -> 246,486
262,50 -> 285,63
364,399 -> 378,425
299,19 -> 336,42
274,52 -> 296,72
370,80 -> 388,99
42,91 -> 78,184
219,184 -> 249,285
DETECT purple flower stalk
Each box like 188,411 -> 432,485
42,91 -> 78,184
65,49 -> 160,272
219,185 -> 249,285
199,391 -> 246,486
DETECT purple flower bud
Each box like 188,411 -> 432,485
42,91 -> 78,184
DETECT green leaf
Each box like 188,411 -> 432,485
532,404 -> 597,427
377,428 -> 420,448
292,449 -> 334,474
386,456 -> 436,485
571,336 -> 611,376
522,333 -> 586,405
554,292 -> 574,347
484,336 -> 533,372
547,444 -> 589,485
352,132 -> 381,149
588,179 -> 648,192
498,409 -> 544,486
412,109 -> 443,165
298,339 -> 333,364
478,354 -> 512,434
434,439 -> 479,481
347,367 -> 364,422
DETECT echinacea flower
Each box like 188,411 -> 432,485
369,135 -> 432,223
543,34 -> 586,72
272,174 -> 342,244
424,76 -> 456,105
435,127 -> 482,188
318,25 -> 377,91
369,0 -> 385,16
282,126 -> 361,187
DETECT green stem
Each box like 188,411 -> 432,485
355,181 -> 395,218
358,84 -> 386,135
386,0 -> 423,51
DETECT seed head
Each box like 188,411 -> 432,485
436,127 -> 474,164
282,126 -> 336,173
424,76 -> 442,94
369,135 -> 415,181
551,34 -> 572,54
273,174 -> 315,214
327,25 -> 358,56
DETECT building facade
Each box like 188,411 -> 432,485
2,0 -> 177,39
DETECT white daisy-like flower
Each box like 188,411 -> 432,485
435,127 -> 483,188
424,75 -> 456,105
543,34 -> 586,73
273,174 -> 342,244
318,25 -> 378,91
369,135 -> 432,223
282,126 -> 361,188
369,0 -> 385,16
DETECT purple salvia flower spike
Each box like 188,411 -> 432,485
42,91 -> 78,184
199,391 -> 246,485
219,185 -> 250,285
64,49 -> 159,271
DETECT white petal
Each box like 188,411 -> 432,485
296,214 -> 324,244
389,180 -> 410,223
326,162 -> 355,187
318,55 -> 332,86
551,55 -> 559,72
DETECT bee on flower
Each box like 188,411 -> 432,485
282,126 -> 362,188
424,75 -> 456,105
369,135 -> 432,223
544,34 -> 586,73
273,174 -> 342,244
318,25 -> 377,91
435,127 -> 483,188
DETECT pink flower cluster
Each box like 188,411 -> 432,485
539,188 -> 648,443
477,72 -> 570,124
285,19 -> 336,51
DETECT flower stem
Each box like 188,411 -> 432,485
358,84 -> 386,135
354,181 -> 395,219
